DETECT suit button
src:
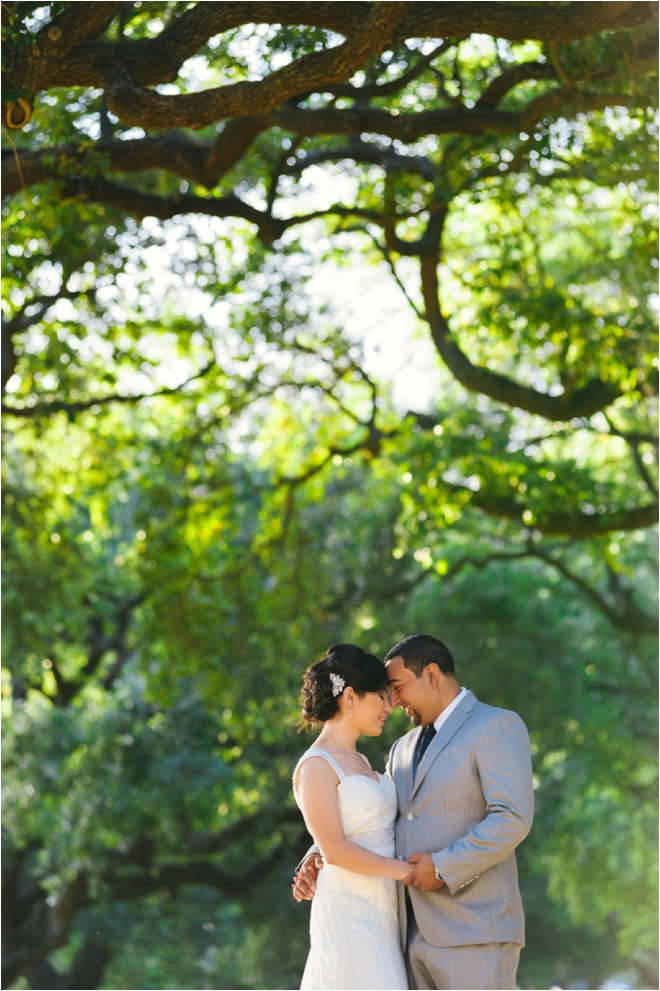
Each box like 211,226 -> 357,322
407,813 -> 414,821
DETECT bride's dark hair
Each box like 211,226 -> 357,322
300,643 -> 387,728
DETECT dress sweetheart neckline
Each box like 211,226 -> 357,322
339,770 -> 385,785
303,746 -> 383,784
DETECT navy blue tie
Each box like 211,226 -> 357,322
413,724 -> 436,777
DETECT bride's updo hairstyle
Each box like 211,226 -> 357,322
300,643 -> 387,728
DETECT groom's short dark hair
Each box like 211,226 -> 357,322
385,634 -> 456,678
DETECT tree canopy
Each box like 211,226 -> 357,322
2,3 -> 658,989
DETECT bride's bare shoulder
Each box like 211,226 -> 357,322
294,751 -> 340,791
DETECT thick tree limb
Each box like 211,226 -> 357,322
3,825 -> 303,988
4,2 -> 651,132
104,2 -> 409,130
2,119 -> 275,197
66,175 -> 287,242
420,250 -> 621,420
1,86 -> 634,199
24,940 -> 112,991
442,544 -> 657,634
2,102 -> 518,197
4,2 -> 653,114
468,491 -> 659,537
185,808 -> 301,855
269,103 -> 522,141
3,3 -> 123,128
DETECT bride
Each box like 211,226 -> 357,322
292,644 -> 410,991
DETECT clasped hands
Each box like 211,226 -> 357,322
292,852 -> 445,901
404,852 -> 446,892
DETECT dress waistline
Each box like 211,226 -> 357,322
346,825 -> 394,842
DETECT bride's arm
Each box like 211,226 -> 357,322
296,757 -> 411,881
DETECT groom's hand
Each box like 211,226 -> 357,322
292,854 -> 324,902
404,853 -> 445,892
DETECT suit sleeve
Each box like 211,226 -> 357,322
431,711 -> 534,894
296,844 -> 320,873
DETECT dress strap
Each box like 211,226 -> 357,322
294,746 -> 348,786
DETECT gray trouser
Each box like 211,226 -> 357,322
406,918 -> 521,990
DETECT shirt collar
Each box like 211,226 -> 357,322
432,686 -> 468,733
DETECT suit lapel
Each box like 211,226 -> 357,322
401,725 -> 424,802
410,691 -> 476,801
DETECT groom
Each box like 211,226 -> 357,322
295,633 -> 534,991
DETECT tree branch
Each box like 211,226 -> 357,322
3,3 -> 123,128
476,61 -> 557,108
3,823 -> 303,988
2,82 -> 635,200
432,544 -> 657,634
24,940 -> 111,991
319,38 -> 456,98
604,414 -> 658,498
101,839 -> 300,903
3,2 -> 653,132
467,490 -> 659,538
186,808 -> 301,855
531,546 -> 658,635
60,175 -> 287,243
419,240 -> 621,421
102,2 -> 408,130
2,360 -> 215,419
39,596 -> 142,708
2,288 -> 95,393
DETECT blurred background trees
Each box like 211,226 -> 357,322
2,3 -> 657,989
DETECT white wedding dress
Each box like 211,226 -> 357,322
293,747 -> 409,991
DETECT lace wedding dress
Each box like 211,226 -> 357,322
293,747 -> 409,991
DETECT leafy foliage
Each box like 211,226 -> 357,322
2,4 -> 658,989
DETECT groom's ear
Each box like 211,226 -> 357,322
425,663 -> 441,688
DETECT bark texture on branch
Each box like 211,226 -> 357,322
1,86 -> 636,199
2,2 -> 654,131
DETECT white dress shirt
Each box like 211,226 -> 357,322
433,687 -> 468,733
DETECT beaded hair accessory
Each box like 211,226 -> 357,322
329,672 -> 346,697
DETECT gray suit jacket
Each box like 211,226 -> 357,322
387,690 -> 533,950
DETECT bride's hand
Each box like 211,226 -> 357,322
399,860 -> 416,883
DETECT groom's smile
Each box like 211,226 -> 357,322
401,702 -> 421,726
